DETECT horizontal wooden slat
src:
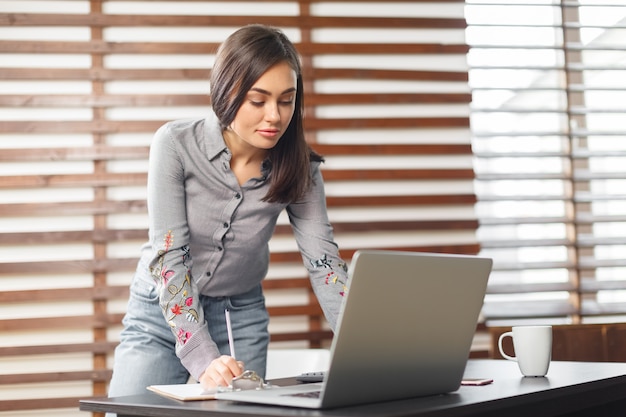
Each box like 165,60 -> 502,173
336,220 -> 479,232
300,0 -> 464,2
0,279 -> 315,303
270,245 -> 481,264
1,230 -> 147,245
0,258 -> 139,274
0,200 -> 147,216
0,67 -> 467,82
0,14 -> 466,29
306,117 -> 470,129
0,246 -> 481,276
326,194 -> 477,206
0,146 -> 150,162
0,67 -> 211,80
0,314 -> 124,332
267,305 -> 323,317
312,144 -> 473,155
321,168 -> 475,180
80,0 -> 461,2
0,94 -> 211,107
488,323 -> 626,362
275,220 -> 479,234
0,333 -> 335,358
308,93 -> 471,105
0,286 -> 129,303
270,330 -> 333,343
0,144 -> 471,162
1,370 -> 111,385
0,118 -> 468,133
0,342 -> 117,357
0,306 -> 330,332
0,173 -> 148,188
0,40 -> 469,54
0,120 -> 163,134
0,169 -> 473,189
311,68 -> 468,82
0,397 -> 84,412
0,92 -> 470,107
3,220 -> 476,246
262,278 -> 311,290
0,195 -> 475,218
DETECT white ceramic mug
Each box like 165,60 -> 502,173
498,325 -> 552,377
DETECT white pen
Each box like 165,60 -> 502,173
225,309 -> 236,360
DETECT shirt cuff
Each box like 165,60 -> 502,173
178,329 -> 221,381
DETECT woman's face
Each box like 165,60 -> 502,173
228,61 -> 297,151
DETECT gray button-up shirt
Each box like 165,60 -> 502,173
137,110 -> 348,379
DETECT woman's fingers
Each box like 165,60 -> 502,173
199,355 -> 245,389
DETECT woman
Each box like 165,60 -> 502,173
108,24 -> 348,396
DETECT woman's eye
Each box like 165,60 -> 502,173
279,100 -> 294,106
250,101 -> 264,107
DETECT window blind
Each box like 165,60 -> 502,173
466,0 -> 626,325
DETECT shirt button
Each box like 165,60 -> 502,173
206,271 -> 211,277
223,222 -> 229,228
218,247 -> 223,251
235,193 -> 241,199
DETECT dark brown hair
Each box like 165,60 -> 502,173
210,24 -> 322,203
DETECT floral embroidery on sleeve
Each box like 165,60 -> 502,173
310,254 -> 348,296
177,328 -> 192,345
150,230 -> 199,345
325,271 -> 347,296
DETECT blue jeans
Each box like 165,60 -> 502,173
108,273 -> 269,398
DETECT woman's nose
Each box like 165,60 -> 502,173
265,103 -> 280,122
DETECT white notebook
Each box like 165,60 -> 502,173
147,383 -> 218,401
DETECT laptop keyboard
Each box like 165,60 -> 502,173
283,390 -> 321,399
295,371 -> 325,383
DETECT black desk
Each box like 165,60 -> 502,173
80,360 -> 626,417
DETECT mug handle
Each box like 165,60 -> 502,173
498,331 -> 517,361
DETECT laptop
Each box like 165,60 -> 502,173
216,249 -> 492,409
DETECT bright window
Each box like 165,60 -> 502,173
466,0 -> 626,325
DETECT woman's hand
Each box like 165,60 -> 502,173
199,355 -> 244,389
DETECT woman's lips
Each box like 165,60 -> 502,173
257,129 -> 280,138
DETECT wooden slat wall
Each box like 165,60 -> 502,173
0,1 -> 473,415
488,323 -> 626,363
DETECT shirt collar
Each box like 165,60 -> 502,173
203,110 -> 229,161
202,110 -> 272,178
